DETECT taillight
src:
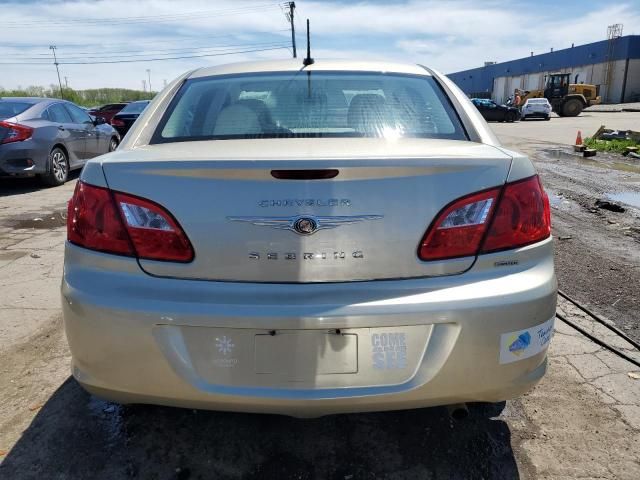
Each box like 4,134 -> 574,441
419,188 -> 500,260
481,176 -> 551,253
0,121 -> 33,145
114,192 -> 194,262
67,181 -> 194,262
418,175 -> 551,261
111,118 -> 125,127
67,182 -> 133,256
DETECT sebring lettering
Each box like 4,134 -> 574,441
249,251 -> 364,260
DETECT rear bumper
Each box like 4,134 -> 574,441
0,140 -> 48,176
522,111 -> 550,118
61,239 -> 557,417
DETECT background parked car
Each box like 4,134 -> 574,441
110,100 -> 150,137
0,97 -> 120,186
471,98 -> 520,122
521,98 -> 552,121
88,102 -> 129,124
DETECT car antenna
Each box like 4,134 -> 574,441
302,19 -> 314,67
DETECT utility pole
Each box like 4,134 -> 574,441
142,79 -> 147,92
286,2 -> 297,58
49,45 -> 64,99
64,76 -> 69,88
146,69 -> 152,93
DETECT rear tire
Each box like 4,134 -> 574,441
506,111 -> 517,122
108,137 -> 119,152
562,99 -> 583,117
40,147 -> 69,186
545,115 -> 550,121
521,115 -> 526,121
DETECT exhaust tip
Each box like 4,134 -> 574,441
446,403 -> 469,420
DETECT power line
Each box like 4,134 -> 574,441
0,46 -> 290,65
1,41 -> 291,60
3,3 -> 287,28
0,30 -> 290,51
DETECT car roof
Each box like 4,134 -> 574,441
0,97 -> 50,104
189,59 -> 431,79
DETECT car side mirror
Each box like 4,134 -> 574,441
92,116 -> 106,126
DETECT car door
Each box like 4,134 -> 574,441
47,103 -> 86,166
486,101 -> 502,121
65,103 -> 104,158
472,100 -> 489,121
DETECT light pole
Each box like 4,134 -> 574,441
146,69 -> 152,93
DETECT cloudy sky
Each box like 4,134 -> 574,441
2,0 -> 639,91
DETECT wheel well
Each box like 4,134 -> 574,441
52,144 -> 69,158
49,144 -> 69,170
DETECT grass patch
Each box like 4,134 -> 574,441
584,137 -> 638,154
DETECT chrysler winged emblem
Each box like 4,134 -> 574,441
227,214 -> 383,235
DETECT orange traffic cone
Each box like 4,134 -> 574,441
575,130 -> 583,146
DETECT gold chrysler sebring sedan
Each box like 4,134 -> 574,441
62,59 -> 556,417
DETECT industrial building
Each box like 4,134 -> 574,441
448,33 -> 640,104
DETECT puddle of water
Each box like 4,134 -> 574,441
544,148 -> 576,160
541,148 -> 640,174
578,156 -> 640,174
610,162 -> 640,174
548,193 -> 563,207
6,212 -> 66,229
607,191 -> 640,209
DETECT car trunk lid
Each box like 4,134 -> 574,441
100,138 -> 512,282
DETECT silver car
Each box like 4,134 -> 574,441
62,60 -> 556,417
0,97 -> 120,186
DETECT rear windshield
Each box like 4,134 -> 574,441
120,101 -> 149,114
152,71 -> 467,143
528,99 -> 548,104
0,101 -> 33,120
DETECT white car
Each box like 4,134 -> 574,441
521,98 -> 552,121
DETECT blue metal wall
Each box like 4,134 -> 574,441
448,35 -> 640,95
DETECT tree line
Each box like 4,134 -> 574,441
0,85 -> 155,107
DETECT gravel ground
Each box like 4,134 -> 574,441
1,121 -> 640,479
503,141 -> 640,344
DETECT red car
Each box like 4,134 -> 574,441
88,103 -> 129,124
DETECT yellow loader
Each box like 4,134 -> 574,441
519,73 -> 601,117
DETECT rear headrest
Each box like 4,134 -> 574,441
347,94 -> 387,134
237,99 -> 274,127
213,104 -> 261,136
